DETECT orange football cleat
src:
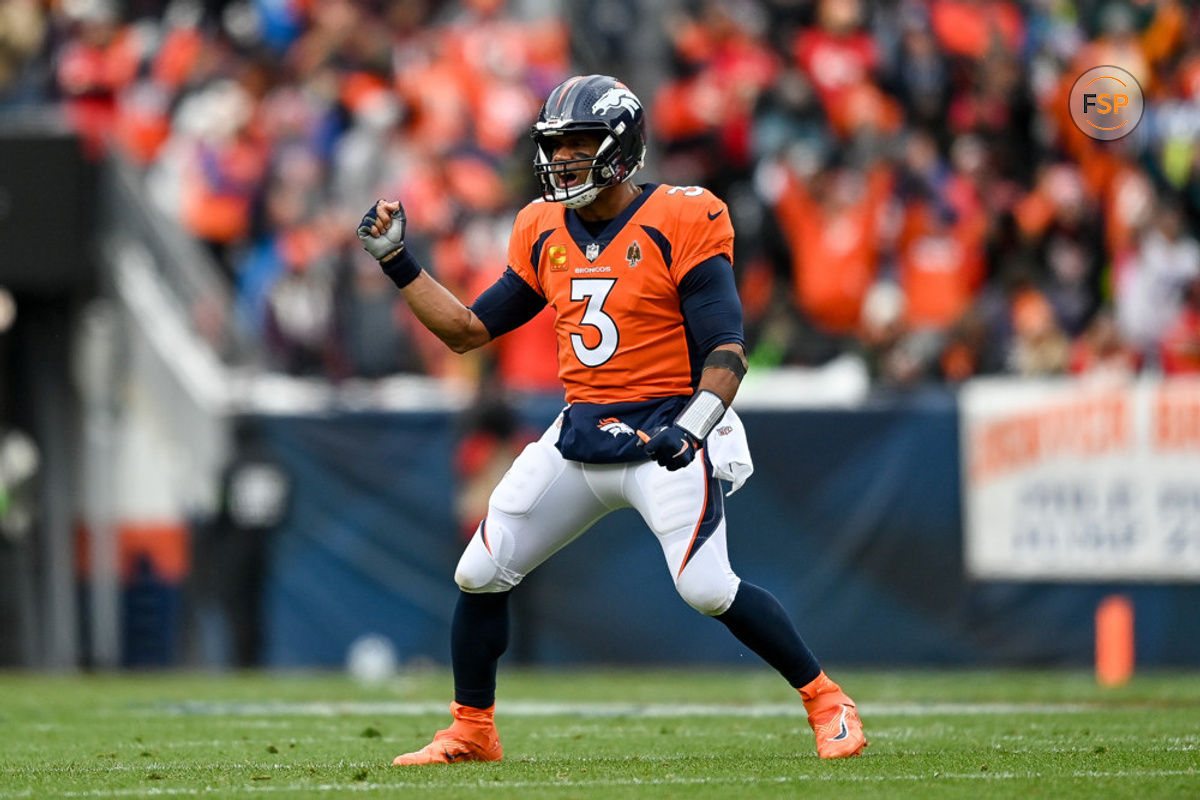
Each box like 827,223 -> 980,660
799,672 -> 867,759
392,702 -> 503,766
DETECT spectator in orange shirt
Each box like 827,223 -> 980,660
159,78 -> 271,279
896,197 -> 985,333
771,159 -> 891,339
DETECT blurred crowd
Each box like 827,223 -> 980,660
3,0 -> 1200,389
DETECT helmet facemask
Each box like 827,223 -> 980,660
533,128 -> 635,209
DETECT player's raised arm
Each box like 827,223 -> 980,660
356,199 -> 492,354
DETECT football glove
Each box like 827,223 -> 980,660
357,200 -> 407,262
640,425 -> 699,471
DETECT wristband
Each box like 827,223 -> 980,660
703,348 -> 747,381
674,389 -> 726,442
380,247 -> 423,289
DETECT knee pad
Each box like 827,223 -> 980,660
675,568 -> 739,616
454,521 -> 523,593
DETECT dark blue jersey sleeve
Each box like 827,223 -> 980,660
678,255 -> 744,354
469,266 -> 549,339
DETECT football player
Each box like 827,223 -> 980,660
358,74 -> 866,762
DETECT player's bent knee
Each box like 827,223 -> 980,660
676,571 -> 738,616
455,556 -> 519,593
454,523 -> 522,593
454,556 -> 499,593
454,536 -> 500,592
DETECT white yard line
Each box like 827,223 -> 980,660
1,769 -> 1197,798
153,700 -> 1099,718
9,741 -> 1199,776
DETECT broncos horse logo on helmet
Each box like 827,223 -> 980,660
531,75 -> 647,209
591,87 -> 640,116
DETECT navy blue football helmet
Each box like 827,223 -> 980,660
531,75 -> 647,208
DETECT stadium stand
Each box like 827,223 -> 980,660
3,0 -> 1195,389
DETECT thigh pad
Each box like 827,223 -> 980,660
489,440 -> 563,518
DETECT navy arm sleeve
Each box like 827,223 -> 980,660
469,266 -> 548,339
678,255 -> 745,354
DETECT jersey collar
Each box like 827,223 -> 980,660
564,183 -> 658,258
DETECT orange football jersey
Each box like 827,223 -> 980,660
507,183 -> 735,404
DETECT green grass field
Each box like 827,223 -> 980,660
0,667 -> 1197,799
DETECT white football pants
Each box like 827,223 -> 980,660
454,421 -> 741,616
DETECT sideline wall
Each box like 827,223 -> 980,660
256,391 -> 1200,669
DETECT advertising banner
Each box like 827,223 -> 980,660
962,377 -> 1200,580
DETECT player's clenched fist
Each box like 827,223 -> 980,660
357,199 -> 423,288
357,199 -> 407,261
640,425 -> 699,471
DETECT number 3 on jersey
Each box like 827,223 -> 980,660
570,278 -> 619,367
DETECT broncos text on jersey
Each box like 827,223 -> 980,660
506,183 -> 735,405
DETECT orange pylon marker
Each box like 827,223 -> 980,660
1095,594 -> 1134,687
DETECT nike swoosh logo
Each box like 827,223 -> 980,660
707,209 -> 724,220
444,751 -> 471,761
831,707 -> 850,742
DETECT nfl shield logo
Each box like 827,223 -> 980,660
585,242 -> 601,261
